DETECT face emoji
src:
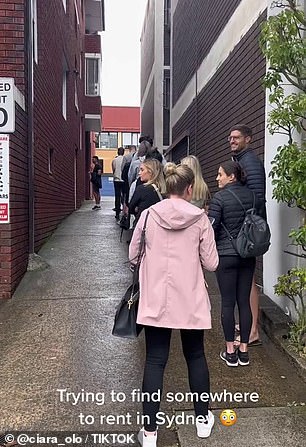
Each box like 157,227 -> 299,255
220,409 -> 237,426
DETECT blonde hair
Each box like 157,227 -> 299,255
141,159 -> 166,195
164,163 -> 194,196
180,155 -> 210,206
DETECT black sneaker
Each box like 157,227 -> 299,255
237,350 -> 249,366
92,205 -> 101,210
220,350 -> 238,367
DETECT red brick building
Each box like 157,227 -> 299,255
0,0 -> 105,298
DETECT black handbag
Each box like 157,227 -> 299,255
112,282 -> 142,338
112,211 -> 150,339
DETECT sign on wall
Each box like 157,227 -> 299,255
0,134 -> 9,224
0,78 -> 15,133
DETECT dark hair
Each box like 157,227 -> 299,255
220,160 -> 246,184
92,156 -> 99,162
118,147 -> 124,156
145,147 -> 163,163
138,140 -> 152,157
229,124 -> 252,138
139,135 -> 154,146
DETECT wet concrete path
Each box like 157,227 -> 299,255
0,198 -> 305,446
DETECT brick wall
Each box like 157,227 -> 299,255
0,0 -> 27,298
0,0 -> 25,92
0,0 -> 91,298
172,0 -> 242,105
172,12 -> 267,284
33,0 -> 86,249
85,33 -> 101,53
84,95 -> 101,115
141,80 -> 154,139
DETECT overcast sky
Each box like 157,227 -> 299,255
101,0 -> 147,107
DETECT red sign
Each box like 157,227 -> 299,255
0,203 -> 8,221
0,134 -> 9,223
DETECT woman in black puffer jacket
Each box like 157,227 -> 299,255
208,161 -> 262,368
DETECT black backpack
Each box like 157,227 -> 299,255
222,190 -> 271,258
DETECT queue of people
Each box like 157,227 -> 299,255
109,125 -> 267,446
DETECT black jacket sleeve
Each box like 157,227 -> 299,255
233,149 -> 267,219
128,185 -> 142,215
236,150 -> 266,202
208,194 -> 223,235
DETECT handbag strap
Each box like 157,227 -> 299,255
226,188 -> 256,212
152,183 -> 163,201
132,211 -> 150,286
221,187 -> 256,239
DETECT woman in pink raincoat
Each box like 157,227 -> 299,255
129,163 -> 219,447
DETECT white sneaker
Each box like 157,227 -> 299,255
137,427 -> 157,447
196,410 -> 214,438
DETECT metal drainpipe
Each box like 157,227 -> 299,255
27,0 -> 35,258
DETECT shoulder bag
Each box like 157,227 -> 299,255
112,211 -> 150,338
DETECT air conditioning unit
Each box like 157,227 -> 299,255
94,82 -> 99,95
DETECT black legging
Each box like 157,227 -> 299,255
216,256 -> 256,344
142,326 -> 210,431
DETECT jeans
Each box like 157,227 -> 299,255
142,326 -> 210,431
114,181 -> 124,216
216,256 -> 256,344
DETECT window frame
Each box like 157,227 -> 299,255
98,132 -> 118,149
48,148 -> 54,174
85,55 -> 101,96
62,59 -> 69,120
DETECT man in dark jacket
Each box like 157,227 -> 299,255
90,156 -> 102,210
229,124 -> 266,346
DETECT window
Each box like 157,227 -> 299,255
62,67 -> 68,119
85,57 -> 100,96
33,0 -> 38,63
75,79 -> 79,111
122,132 -> 140,148
74,0 -> 80,25
79,53 -> 82,79
164,0 -> 171,27
132,133 -> 140,146
79,118 -> 83,150
163,70 -> 171,146
48,148 -> 54,174
163,72 -> 170,110
98,132 -> 118,148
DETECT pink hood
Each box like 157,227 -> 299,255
149,198 -> 204,230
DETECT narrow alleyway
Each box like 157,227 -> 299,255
0,198 -> 305,446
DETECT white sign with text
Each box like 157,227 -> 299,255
0,78 -> 15,133
0,134 -> 10,223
